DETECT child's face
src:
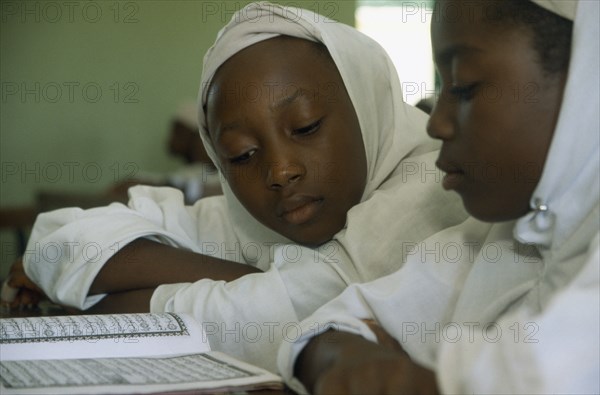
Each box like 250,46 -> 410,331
427,0 -> 567,222
206,37 -> 367,246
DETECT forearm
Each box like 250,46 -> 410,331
89,238 -> 261,295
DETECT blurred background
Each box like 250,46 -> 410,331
0,0 -> 434,277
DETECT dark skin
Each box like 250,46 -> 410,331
296,325 -> 438,395
427,0 -> 567,222
6,239 -> 261,313
293,0 -> 568,393
206,37 -> 367,247
5,37 -> 367,314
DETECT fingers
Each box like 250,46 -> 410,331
20,287 -> 42,306
7,273 -> 43,294
7,257 -> 44,293
2,258 -> 47,310
2,278 -> 44,310
1,277 -> 19,304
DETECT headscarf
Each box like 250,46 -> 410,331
194,1 -> 466,278
531,0 -> 577,20
516,0 -> 599,257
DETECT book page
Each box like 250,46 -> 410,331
0,313 -> 210,361
0,351 -> 283,395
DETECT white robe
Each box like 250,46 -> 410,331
277,1 -> 600,393
23,2 -> 467,372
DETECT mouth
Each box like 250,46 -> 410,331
277,195 -> 324,225
436,160 -> 465,191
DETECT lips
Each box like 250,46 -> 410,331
436,159 -> 465,191
277,195 -> 324,225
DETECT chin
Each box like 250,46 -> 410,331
289,230 -> 336,249
293,236 -> 330,249
464,200 -> 527,223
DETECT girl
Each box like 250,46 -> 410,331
278,0 -> 599,393
6,3 -> 467,372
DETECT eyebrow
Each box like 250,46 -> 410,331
434,44 -> 483,67
216,88 -> 307,137
217,121 -> 241,137
269,88 -> 303,111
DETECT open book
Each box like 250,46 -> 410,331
0,313 -> 283,394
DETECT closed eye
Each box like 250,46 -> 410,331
229,149 -> 256,165
293,119 -> 322,136
449,83 -> 478,101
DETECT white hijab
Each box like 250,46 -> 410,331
517,0 -> 599,256
195,2 -> 467,279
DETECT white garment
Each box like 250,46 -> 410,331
23,3 -> 467,372
277,1 -> 600,393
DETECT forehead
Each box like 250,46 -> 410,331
209,36 -> 339,94
431,1 -> 522,67
205,37 -> 345,134
432,2 -> 487,52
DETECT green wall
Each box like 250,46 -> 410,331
0,0 -> 356,276
1,0 -> 356,205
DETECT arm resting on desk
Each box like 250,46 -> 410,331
89,238 -> 262,295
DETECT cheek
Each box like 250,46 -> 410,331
318,136 -> 365,197
223,167 -> 266,209
336,128 -> 367,188
457,107 -> 549,221
459,97 -> 521,167
317,161 -> 341,185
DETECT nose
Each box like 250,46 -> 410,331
266,160 -> 306,190
426,92 -> 456,141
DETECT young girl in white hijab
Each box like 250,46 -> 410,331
278,0 -> 599,393
6,2 -> 467,371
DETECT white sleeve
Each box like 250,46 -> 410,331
23,184 -> 358,372
275,279 -> 380,394
275,249 -> 468,391
150,243 -> 354,373
437,235 -> 600,395
276,220 -> 488,389
275,257 -> 468,388
23,185 -> 234,309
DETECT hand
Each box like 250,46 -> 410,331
297,330 -> 439,395
2,257 -> 47,309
